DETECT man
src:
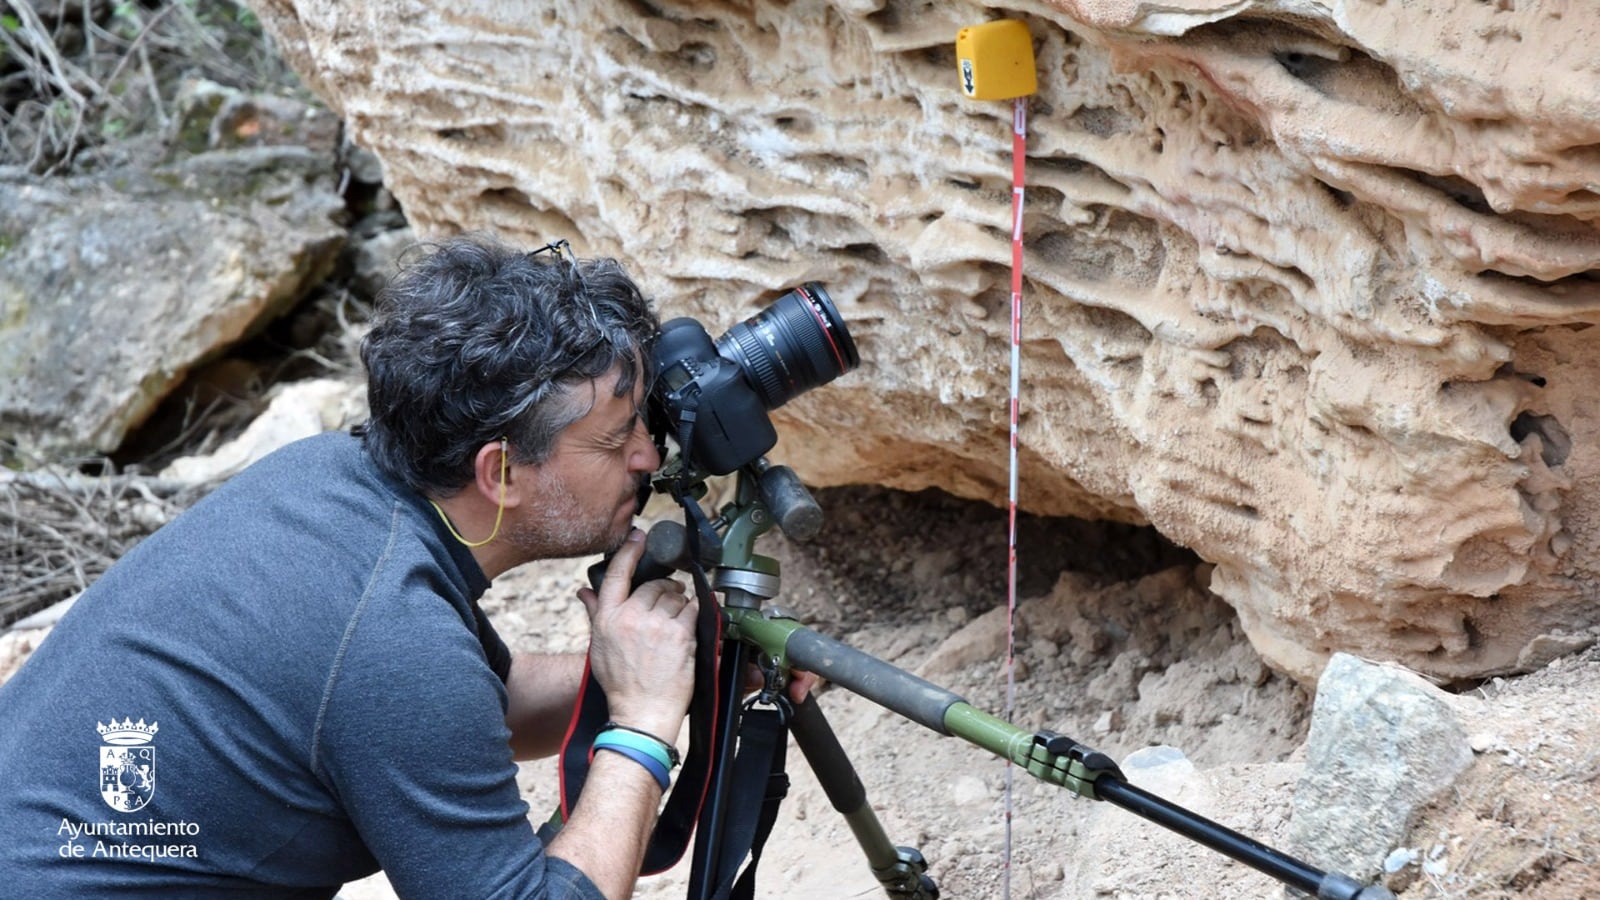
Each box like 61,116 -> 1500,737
0,235 -> 699,898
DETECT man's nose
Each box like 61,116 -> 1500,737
631,427 -> 661,472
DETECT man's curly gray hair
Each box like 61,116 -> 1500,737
360,234 -> 659,496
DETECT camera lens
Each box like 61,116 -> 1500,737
716,283 -> 860,409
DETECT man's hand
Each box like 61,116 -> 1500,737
577,528 -> 697,741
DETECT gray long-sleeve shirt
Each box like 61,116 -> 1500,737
0,432 -> 603,899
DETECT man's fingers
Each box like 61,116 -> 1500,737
789,669 -> 825,703
657,587 -> 694,617
583,571 -> 690,621
636,578 -> 689,611
597,528 -> 648,603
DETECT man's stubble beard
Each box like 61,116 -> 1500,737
505,470 -> 646,561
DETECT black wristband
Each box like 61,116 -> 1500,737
601,721 -> 680,767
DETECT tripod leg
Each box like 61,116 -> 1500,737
687,639 -> 751,900
789,693 -> 940,899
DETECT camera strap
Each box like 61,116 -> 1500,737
709,703 -> 790,900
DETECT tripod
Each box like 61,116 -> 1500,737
632,459 -> 1397,900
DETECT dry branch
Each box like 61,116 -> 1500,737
1,0 -> 298,172
1,466 -> 206,627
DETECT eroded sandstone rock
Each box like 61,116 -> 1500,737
246,0 -> 1600,681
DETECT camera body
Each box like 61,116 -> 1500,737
650,282 -> 858,476
651,319 -> 778,475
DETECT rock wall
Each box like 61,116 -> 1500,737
246,0 -> 1600,682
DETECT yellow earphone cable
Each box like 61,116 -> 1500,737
430,438 -> 508,548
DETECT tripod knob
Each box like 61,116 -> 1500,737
759,464 -> 823,541
585,549 -> 675,593
585,520 -> 708,592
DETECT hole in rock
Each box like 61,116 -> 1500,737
1510,411 -> 1570,468
763,484 -> 1199,630
1396,167 -> 1494,215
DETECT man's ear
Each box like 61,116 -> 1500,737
471,438 -> 524,509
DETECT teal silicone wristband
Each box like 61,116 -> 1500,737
602,721 -> 681,767
594,728 -> 674,771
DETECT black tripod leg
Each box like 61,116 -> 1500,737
789,693 -> 940,899
687,639 -> 750,900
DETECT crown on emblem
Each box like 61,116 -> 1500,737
97,718 -> 159,746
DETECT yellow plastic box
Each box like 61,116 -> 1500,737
956,20 -> 1037,101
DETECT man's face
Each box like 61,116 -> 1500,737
506,366 -> 659,560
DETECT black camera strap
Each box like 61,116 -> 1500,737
550,448 -> 730,875
710,703 -> 791,900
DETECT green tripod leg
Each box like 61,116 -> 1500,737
727,607 -> 1108,797
728,606 -> 1395,900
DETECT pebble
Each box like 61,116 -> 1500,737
1383,846 -> 1418,873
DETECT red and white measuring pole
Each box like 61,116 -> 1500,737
955,20 -> 1036,900
1002,90 -> 1027,900
1007,95 -> 1028,695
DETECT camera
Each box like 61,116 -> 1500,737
650,282 -> 859,475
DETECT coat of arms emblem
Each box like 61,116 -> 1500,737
98,718 -> 157,813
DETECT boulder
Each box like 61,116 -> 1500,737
158,377 -> 367,485
1291,653 -> 1476,883
243,0 -> 1600,682
0,130 -> 346,457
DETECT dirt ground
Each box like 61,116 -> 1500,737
2,481 -> 1595,899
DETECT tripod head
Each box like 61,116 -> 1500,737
617,451 -> 821,605
586,452 -> 821,635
